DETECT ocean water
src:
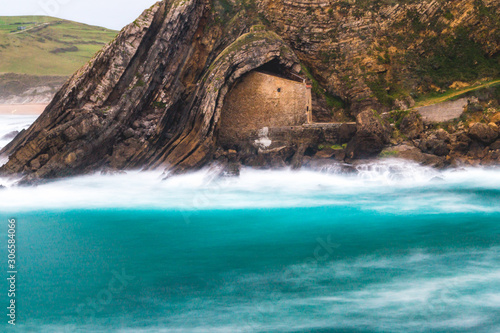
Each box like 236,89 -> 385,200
0,115 -> 38,148
1,117 -> 500,332
0,115 -> 38,166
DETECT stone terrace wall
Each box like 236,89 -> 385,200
218,71 -> 310,148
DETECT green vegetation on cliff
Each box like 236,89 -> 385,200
413,28 -> 500,89
377,0 -> 500,105
415,79 -> 500,108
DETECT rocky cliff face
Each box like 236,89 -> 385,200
1,0 -> 499,183
258,0 -> 500,115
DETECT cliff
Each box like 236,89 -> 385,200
259,0 -> 500,117
1,0 -> 499,183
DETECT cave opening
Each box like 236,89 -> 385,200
254,59 -> 305,83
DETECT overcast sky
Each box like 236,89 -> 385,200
0,0 -> 160,30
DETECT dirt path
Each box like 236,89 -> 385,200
414,80 -> 500,122
10,23 -> 50,35
416,98 -> 468,123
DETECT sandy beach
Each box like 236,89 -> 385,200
0,104 -> 47,115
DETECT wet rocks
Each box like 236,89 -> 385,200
399,111 -> 423,140
29,154 -> 50,170
490,112 -> 500,124
63,126 -> 80,141
468,123 -> 498,144
450,132 -> 471,153
418,139 -> 450,157
345,110 -> 392,159
466,101 -> 484,113
489,122 -> 499,132
396,146 -> 447,168
314,147 -> 336,159
435,129 -> 451,143
490,140 -> 500,151
220,162 -> 241,177
123,128 -> 136,139
338,123 -> 358,143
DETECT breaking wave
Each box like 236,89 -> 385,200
1,161 -> 500,214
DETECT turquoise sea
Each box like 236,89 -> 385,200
1,116 -> 500,332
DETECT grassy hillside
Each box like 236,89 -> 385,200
0,16 -> 117,76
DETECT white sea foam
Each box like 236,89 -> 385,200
0,114 -> 38,168
0,114 -> 38,149
0,162 -> 500,213
212,248 -> 500,332
0,115 -> 499,213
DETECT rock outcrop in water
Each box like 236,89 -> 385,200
346,110 -> 392,159
1,0 -> 499,182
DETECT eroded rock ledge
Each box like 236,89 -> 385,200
1,0 -> 499,183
